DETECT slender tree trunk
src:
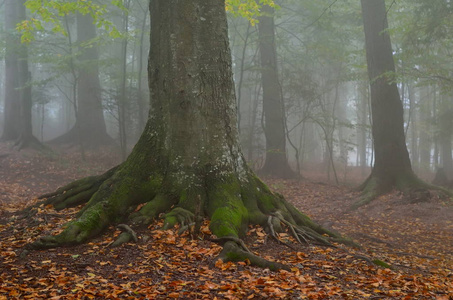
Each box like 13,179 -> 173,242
417,85 -> 431,172
2,0 -> 41,149
432,87 -> 439,169
357,81 -> 369,175
439,94 -> 453,179
408,85 -> 418,170
2,0 -> 21,141
247,81 -> 261,162
257,5 -> 294,178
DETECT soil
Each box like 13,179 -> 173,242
1,143 -> 452,299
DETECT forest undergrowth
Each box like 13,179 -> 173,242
0,143 -> 452,299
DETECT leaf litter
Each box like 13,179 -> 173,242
0,144 -> 452,299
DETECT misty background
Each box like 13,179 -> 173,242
0,0 -> 452,184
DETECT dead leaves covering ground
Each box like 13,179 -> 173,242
1,146 -> 452,299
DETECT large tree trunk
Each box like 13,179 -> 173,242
356,0 -> 430,207
50,13 -> 113,148
28,0 -> 350,269
257,5 -> 294,178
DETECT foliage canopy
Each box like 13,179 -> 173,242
19,0 -> 277,42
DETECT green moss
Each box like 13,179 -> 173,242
148,174 -> 164,193
76,202 -> 110,233
163,215 -> 179,229
210,206 -> 246,237
239,181 -> 268,226
207,177 -> 248,238
372,259 -> 392,269
256,192 -> 277,214
177,187 -> 206,213
132,193 -> 177,224
51,201 -> 110,246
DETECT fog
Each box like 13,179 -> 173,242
1,0 -> 452,185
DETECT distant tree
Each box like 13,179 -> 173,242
438,94 -> 453,180
257,4 -> 294,178
2,0 -> 41,149
50,13 -> 113,149
2,0 -> 21,141
356,0 -> 436,207
28,0 -> 350,269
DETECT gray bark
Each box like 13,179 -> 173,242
439,94 -> 453,179
359,0 -> 416,196
257,5 -> 294,178
2,0 -> 21,141
51,13 -> 112,148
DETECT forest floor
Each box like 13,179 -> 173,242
0,142 -> 452,299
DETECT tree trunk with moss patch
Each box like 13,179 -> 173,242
29,0 -> 351,269
356,0 -> 428,208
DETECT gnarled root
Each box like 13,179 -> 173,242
25,164 -> 355,270
216,241 -> 290,271
111,224 -> 139,248
28,166 -> 119,212
28,201 -> 111,249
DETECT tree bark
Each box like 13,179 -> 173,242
439,94 -> 453,179
257,5 -> 294,178
357,0 -> 429,207
28,0 -> 350,268
2,0 -> 41,149
417,85 -> 432,172
2,0 -> 22,141
356,81 -> 369,175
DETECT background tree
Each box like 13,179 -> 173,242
356,0 -> 435,207
257,4 -> 294,178
2,0 -> 22,141
27,0 -> 350,269
50,13 -> 113,149
2,0 -> 40,149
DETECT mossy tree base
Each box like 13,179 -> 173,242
26,158 -> 353,270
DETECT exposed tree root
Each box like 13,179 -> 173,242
216,241 -> 290,272
35,166 -> 119,211
26,163 -> 356,270
110,224 -> 138,248
353,172 -> 453,210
